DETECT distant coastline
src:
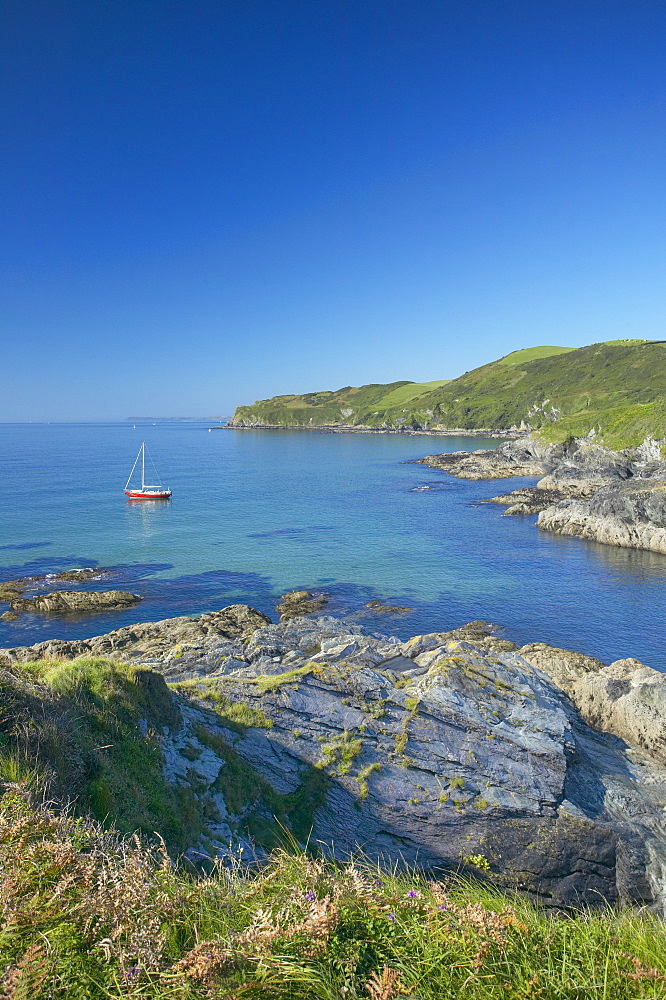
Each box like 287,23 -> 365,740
216,423 -> 519,438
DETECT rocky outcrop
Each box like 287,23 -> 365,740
9,590 -> 141,615
483,486 -> 568,516
419,433 -> 666,554
536,478 -> 666,554
0,567 -> 109,604
158,614 -> 666,910
276,590 -> 330,621
8,606 -> 666,910
0,605 -> 271,664
417,436 -> 549,479
519,642 -> 666,763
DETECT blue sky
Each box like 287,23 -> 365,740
2,0 -> 665,420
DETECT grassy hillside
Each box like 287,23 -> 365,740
496,345 -> 575,366
0,656 -> 207,852
229,340 -> 666,448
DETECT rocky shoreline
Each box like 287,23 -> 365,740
4,605 -> 666,910
419,434 -> 666,555
220,423 -> 518,438
0,568 -> 142,621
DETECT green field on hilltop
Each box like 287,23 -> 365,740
496,345 -> 575,365
230,340 -> 666,449
377,377 -> 452,406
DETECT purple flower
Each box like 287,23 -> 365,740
406,890 -> 419,898
305,890 -> 316,902
438,904 -> 448,911
388,913 -> 396,922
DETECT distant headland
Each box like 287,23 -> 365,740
227,339 -> 666,452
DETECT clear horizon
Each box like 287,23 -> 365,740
3,1 -> 665,421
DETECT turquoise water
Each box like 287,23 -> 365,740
1,421 -> 665,668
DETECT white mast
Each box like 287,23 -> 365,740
141,442 -> 145,489
124,443 -> 145,491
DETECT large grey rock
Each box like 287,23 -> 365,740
0,604 -> 271,665
128,614 -> 666,911
8,608 -> 666,910
519,643 -> 666,763
418,432 -> 666,554
417,436 -> 549,479
9,590 -> 141,615
537,478 -> 666,554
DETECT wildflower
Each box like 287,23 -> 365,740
305,890 -> 316,902
438,904 -> 448,911
406,889 -> 419,898
388,913 -> 396,922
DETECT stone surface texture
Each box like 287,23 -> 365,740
420,434 -> 666,553
417,437 -> 549,479
276,590 -> 330,621
9,589 -> 142,615
0,604 -> 271,663
6,606 -> 666,912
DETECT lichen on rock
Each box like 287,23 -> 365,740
6,605 -> 666,910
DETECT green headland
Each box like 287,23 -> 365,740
229,339 -> 666,450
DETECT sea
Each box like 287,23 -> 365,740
1,421 -> 665,669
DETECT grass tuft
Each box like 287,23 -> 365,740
2,790 -> 666,998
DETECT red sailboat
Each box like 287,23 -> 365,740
124,442 -> 172,500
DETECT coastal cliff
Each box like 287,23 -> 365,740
229,340 -> 666,451
4,606 -> 666,912
419,434 -> 666,556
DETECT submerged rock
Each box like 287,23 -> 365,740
364,600 -> 412,615
276,590 -> 330,621
0,567 -> 109,602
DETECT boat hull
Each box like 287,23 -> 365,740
124,490 -> 172,500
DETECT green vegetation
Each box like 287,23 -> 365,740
248,663 -> 314,693
0,657 -> 205,853
6,657 -> 666,996
316,731 -> 364,775
376,378 -> 452,406
4,792 -> 666,998
171,679 -> 273,731
230,339 -> 666,449
496,345 -> 575,366
464,852 -> 492,871
356,761 -> 382,798
192,723 -> 330,849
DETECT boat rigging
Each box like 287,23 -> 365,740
124,442 -> 172,500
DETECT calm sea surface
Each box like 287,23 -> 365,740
0,422 -> 664,668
